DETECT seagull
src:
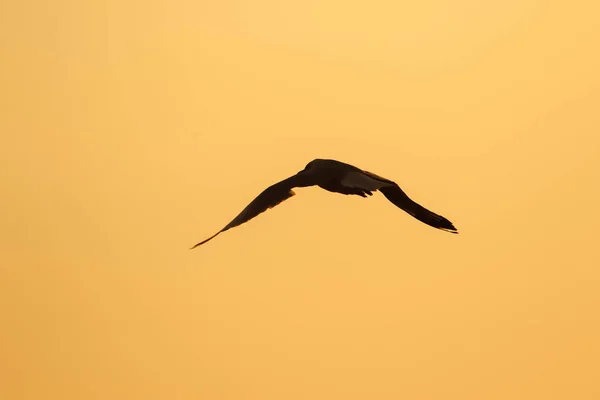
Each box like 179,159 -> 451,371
191,158 -> 458,249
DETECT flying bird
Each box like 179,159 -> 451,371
191,158 -> 457,249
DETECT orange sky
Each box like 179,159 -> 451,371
1,1 -> 599,399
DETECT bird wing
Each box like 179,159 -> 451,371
190,174 -> 303,249
346,169 -> 458,233
378,183 -> 458,233
340,170 -> 397,191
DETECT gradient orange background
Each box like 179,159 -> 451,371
1,1 -> 599,399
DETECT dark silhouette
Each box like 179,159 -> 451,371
191,158 -> 458,248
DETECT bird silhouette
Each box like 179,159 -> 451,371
191,158 -> 458,248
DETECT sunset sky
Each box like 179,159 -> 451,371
1,1 -> 599,399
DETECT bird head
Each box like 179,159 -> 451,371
302,160 -> 315,171
298,159 -> 321,175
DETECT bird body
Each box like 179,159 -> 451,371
191,158 -> 457,249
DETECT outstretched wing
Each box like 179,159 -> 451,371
347,169 -> 458,234
378,183 -> 458,233
190,174 -> 305,249
341,169 -> 396,191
